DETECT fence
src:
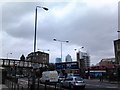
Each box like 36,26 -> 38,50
4,77 -> 63,90
5,79 -> 25,90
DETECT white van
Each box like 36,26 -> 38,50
40,71 -> 58,83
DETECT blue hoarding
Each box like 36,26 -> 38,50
56,62 -> 79,69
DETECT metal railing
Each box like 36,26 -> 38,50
4,77 -> 63,90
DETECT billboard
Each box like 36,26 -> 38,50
56,62 -> 79,69
55,63 -> 66,69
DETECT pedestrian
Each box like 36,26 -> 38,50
99,73 -> 103,82
99,75 -> 101,81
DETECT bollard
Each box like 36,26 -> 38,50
37,78 -> 39,90
30,85 -> 33,90
8,80 -> 10,88
14,83 -> 15,90
17,84 -> 19,90
10,80 -> 12,89
45,81 -> 47,90
9,80 -> 10,89
22,87 -> 23,90
14,83 -> 16,90
28,77 -> 29,90
12,81 -> 13,90
8,80 -> 9,88
69,82 -> 71,90
55,83 -> 56,90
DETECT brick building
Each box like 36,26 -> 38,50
26,51 -> 49,64
99,58 -> 116,67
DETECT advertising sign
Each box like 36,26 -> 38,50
55,63 -> 66,69
56,62 -> 79,69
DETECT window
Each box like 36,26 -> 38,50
117,43 -> 120,50
75,77 -> 83,81
65,77 -> 73,81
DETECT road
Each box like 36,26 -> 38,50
84,79 -> 120,90
17,78 -> 120,90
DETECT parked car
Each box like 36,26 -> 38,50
40,71 -> 59,83
61,76 -> 85,89
58,76 -> 65,82
67,73 -> 80,77
15,74 -> 24,78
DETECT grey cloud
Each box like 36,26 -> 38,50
2,1 -> 118,64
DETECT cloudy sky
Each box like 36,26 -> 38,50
0,0 -> 119,65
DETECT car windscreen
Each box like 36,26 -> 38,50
59,76 -> 65,78
75,77 -> 83,81
65,77 -> 73,81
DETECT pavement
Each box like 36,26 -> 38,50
0,84 -> 8,90
85,79 -> 120,89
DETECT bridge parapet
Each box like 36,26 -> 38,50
0,59 -> 48,68
0,59 -> 32,68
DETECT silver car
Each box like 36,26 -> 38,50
61,76 -> 85,89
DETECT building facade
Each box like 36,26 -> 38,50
99,58 -> 116,68
77,51 -> 90,69
114,39 -> 120,65
55,58 -> 62,63
26,51 -> 49,64
65,54 -> 72,62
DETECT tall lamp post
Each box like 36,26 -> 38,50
34,6 -> 48,53
53,38 -> 69,61
74,47 -> 84,77
32,6 -> 48,90
74,47 -> 84,60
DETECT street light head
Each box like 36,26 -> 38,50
42,7 -> 49,11
74,49 -> 77,51
36,6 -> 48,11
47,49 -> 50,51
66,41 -> 69,43
53,38 -> 57,41
81,47 -> 84,48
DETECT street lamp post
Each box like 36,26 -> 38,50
74,47 -> 84,77
74,49 -> 77,61
32,6 -> 48,90
7,53 -> 12,59
74,47 -> 84,60
53,38 -> 69,61
34,6 -> 48,53
117,30 -> 120,39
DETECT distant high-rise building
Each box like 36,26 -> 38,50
77,51 -> 90,69
55,58 -> 62,63
65,54 -> 72,62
